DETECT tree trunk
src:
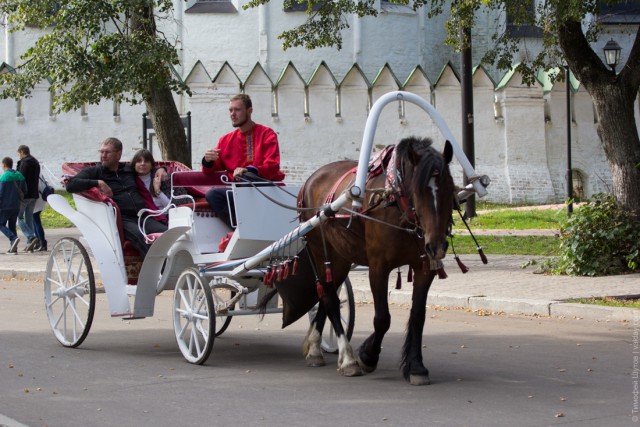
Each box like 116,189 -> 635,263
558,20 -> 640,215
133,4 -> 191,168
145,85 -> 191,168
590,87 -> 640,214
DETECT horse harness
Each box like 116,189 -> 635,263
319,145 -> 424,229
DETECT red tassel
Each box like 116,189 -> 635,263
478,247 -> 488,264
264,267 -> 272,287
282,261 -> 290,280
292,256 -> 299,276
455,256 -> 469,273
407,267 -> 413,282
395,270 -> 402,290
276,263 -> 284,283
316,280 -> 325,298
269,266 -> 277,287
437,267 -> 448,279
324,263 -> 333,283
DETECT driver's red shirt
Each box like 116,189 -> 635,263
202,123 -> 285,182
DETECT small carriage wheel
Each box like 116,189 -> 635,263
309,277 -> 356,354
212,290 -> 235,337
173,268 -> 215,365
44,237 -> 96,348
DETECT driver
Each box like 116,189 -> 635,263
202,94 -> 285,228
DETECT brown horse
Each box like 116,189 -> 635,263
298,136 -> 455,384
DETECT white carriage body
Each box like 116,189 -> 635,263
48,183 -> 300,318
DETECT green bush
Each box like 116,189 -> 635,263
554,194 -> 640,276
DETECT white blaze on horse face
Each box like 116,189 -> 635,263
428,176 -> 438,213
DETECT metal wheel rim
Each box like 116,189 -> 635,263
44,237 -> 96,348
173,268 -> 215,364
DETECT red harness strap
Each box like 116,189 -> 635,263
324,167 -> 357,205
323,145 -> 397,206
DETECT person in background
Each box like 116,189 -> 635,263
202,93 -> 285,228
16,145 -> 40,252
32,174 -> 48,251
66,138 -> 167,259
0,157 -> 26,254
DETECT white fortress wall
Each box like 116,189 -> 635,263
3,1 -> 636,202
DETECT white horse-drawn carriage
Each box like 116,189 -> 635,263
44,92 -> 489,367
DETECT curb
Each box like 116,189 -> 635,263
352,285 -> 637,322
0,269 -> 44,282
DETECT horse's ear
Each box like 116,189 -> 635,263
407,142 -> 421,165
443,140 -> 454,164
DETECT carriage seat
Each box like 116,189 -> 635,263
170,170 -> 229,214
62,161 -> 193,284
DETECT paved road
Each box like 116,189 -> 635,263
0,278 -> 636,427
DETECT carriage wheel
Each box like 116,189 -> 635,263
211,288 -> 235,337
173,268 -> 215,365
44,237 -> 96,348
308,277 -> 356,354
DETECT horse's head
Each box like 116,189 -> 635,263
397,137 -> 454,262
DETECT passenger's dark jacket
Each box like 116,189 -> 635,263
17,154 -> 41,199
65,163 -> 148,219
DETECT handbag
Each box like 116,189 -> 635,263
40,176 -> 55,201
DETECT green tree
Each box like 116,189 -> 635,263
246,0 -> 640,215
0,0 -> 191,166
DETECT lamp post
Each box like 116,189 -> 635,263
565,64 -> 573,216
603,39 -> 622,73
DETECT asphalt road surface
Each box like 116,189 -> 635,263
0,279 -> 635,427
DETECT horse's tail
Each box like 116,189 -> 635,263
256,288 -> 279,320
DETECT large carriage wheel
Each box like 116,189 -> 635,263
308,277 -> 356,354
211,288 -> 235,337
44,237 -> 96,348
173,268 -> 215,365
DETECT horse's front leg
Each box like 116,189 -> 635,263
401,270 -> 436,385
357,266 -> 391,374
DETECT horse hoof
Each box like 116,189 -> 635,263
409,374 -> 431,386
356,357 -> 377,374
306,355 -> 326,367
339,364 -> 364,377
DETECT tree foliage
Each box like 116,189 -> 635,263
554,194 -> 640,276
0,0 -> 189,113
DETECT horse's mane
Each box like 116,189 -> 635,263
395,136 -> 449,198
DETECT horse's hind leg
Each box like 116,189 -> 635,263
401,271 -> 436,386
303,304 -> 326,367
323,279 -> 363,377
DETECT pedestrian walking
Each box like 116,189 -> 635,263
16,145 -> 40,252
0,157 -> 26,254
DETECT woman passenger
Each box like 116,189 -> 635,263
131,149 -> 171,212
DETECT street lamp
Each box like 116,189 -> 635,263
603,39 -> 622,73
564,64 -> 573,216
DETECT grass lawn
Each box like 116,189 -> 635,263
568,297 -> 640,309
